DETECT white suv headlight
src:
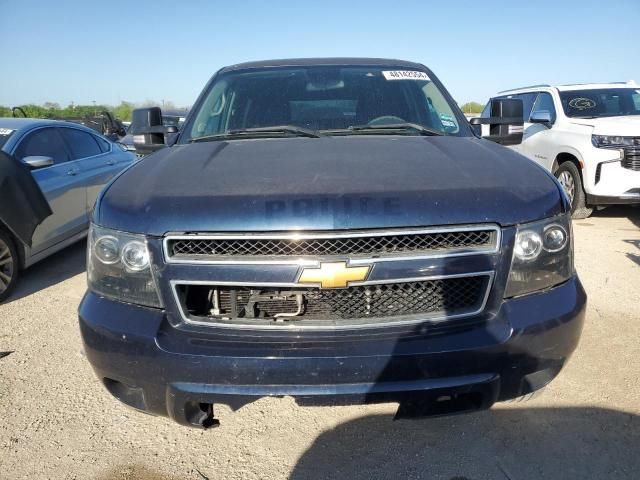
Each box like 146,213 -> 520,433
505,214 -> 573,298
87,224 -> 162,307
591,135 -> 640,148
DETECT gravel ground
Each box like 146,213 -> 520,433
1,206 -> 638,480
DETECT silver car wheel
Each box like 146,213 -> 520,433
0,238 -> 14,294
557,171 -> 575,205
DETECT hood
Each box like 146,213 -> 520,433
570,115 -> 640,136
96,136 -> 563,236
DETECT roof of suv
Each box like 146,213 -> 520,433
555,82 -> 638,91
499,81 -> 638,95
220,57 -> 426,72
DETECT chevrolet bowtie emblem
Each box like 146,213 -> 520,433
298,261 -> 370,289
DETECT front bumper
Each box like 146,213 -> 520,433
79,276 -> 586,427
587,192 -> 640,205
584,150 -> 640,203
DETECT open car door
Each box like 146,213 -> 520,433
0,151 -> 52,247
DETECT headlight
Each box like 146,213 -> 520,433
591,135 -> 640,148
87,224 -> 162,307
505,214 -> 573,298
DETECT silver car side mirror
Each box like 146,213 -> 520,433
23,156 -> 54,169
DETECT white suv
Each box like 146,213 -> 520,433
483,82 -> 640,218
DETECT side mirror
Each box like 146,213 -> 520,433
130,107 -> 177,155
470,98 -> 524,146
530,110 -> 553,126
23,156 -> 54,169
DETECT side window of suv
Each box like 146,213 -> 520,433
531,92 -> 557,124
484,93 -> 537,121
481,100 -> 491,118
513,93 -> 538,122
14,127 -> 70,165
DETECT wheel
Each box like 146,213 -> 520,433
0,229 -> 19,303
554,161 -> 593,219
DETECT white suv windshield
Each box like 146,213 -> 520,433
185,66 -> 463,141
560,88 -> 640,118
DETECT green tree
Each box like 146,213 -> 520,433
113,101 -> 134,122
460,102 -> 485,114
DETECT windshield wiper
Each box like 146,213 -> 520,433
190,125 -> 322,143
345,122 -> 445,136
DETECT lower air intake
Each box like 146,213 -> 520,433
176,275 -> 490,328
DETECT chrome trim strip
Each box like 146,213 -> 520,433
169,271 -> 495,331
163,225 -> 501,265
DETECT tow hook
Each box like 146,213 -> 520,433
185,402 -> 220,429
200,403 -> 220,429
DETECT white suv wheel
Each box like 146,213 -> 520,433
554,162 -> 593,219
557,170 -> 575,205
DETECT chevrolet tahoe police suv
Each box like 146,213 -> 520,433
484,82 -> 640,218
79,58 -> 586,428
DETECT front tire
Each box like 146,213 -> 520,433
0,229 -> 19,303
555,161 -> 593,219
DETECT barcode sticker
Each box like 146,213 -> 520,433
382,70 -> 430,81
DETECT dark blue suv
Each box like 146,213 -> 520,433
79,58 -> 586,427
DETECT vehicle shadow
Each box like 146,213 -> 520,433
590,206 -> 640,266
591,204 -> 640,228
5,240 -> 86,304
290,406 -> 639,480
623,239 -> 640,266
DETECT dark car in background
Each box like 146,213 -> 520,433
0,118 -> 135,301
119,108 -> 188,156
79,58 -> 586,428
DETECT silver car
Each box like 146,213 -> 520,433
0,118 -> 135,300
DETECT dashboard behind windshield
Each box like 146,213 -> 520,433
183,65 -> 467,142
560,88 -> 640,118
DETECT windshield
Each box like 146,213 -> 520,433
560,88 -> 640,118
183,66 -> 465,142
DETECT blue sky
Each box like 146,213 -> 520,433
1,0 -> 638,108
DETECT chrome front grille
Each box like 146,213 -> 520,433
622,147 -> 640,171
165,225 -> 500,329
174,274 -> 491,329
165,226 -> 499,262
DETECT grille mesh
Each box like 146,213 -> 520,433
181,276 -> 488,324
169,229 -> 496,259
622,147 -> 640,171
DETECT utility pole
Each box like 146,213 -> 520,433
92,100 -> 96,116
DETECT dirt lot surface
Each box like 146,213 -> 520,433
1,207 -> 638,480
